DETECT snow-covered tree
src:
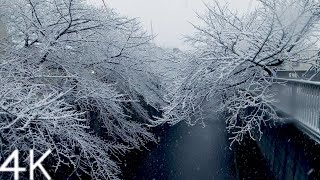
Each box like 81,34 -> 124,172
159,0 -> 320,145
0,0 -> 169,179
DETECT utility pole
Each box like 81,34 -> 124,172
150,20 -> 155,43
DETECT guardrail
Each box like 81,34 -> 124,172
272,78 -> 320,139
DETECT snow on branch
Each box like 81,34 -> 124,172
160,0 -> 320,145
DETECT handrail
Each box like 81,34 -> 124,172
274,78 -> 320,86
272,78 -> 320,137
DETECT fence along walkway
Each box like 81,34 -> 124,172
273,78 -> 320,142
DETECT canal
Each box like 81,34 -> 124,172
121,112 -> 274,180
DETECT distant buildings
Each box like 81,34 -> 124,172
276,50 -> 320,81
0,19 -> 7,55
0,19 -> 7,41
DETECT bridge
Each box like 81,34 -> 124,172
122,77 -> 320,180
273,78 -> 320,142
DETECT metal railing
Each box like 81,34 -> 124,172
272,78 -> 320,137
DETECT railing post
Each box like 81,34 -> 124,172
290,83 -> 297,116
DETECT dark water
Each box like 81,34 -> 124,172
134,121 -> 235,180
122,117 -> 274,180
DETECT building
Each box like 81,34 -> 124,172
0,18 -> 8,56
0,19 -> 7,42
276,50 -> 320,80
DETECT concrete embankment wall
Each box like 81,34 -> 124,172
256,122 -> 320,180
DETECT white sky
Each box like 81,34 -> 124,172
88,0 -> 256,49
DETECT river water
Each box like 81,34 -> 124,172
122,113 -> 274,180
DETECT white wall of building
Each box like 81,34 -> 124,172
0,19 -> 7,43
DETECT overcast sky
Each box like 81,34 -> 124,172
88,0 -> 255,49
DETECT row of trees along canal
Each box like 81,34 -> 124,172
0,0 -> 320,179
